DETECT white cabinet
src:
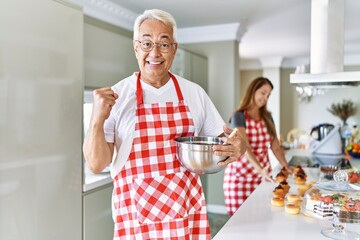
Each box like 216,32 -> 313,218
83,185 -> 114,240
84,17 -> 138,89
0,0 -> 83,239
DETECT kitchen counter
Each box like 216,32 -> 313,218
214,149 -> 360,240
83,164 -> 112,192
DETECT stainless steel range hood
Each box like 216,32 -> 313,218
290,0 -> 360,87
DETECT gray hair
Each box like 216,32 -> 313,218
133,9 -> 177,42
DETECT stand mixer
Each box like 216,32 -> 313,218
309,124 -> 342,156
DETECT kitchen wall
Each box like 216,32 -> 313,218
239,69 -> 263,106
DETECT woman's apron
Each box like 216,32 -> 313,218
223,111 -> 272,215
112,72 -> 211,240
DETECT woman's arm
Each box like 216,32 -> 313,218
237,127 -> 261,172
270,136 -> 291,172
237,127 -> 274,181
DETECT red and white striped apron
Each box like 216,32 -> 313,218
223,111 -> 272,215
112,72 -> 211,240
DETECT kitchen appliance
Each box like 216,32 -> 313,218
288,154 -> 351,170
290,0 -> 360,87
310,123 -> 335,141
309,124 -> 342,155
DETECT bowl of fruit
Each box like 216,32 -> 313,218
346,142 -> 360,159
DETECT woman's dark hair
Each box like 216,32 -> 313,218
230,77 -> 277,138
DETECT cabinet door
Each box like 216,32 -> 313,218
0,0 -> 83,239
84,20 -> 138,89
83,185 -> 113,240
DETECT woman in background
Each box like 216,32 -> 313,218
223,77 -> 291,215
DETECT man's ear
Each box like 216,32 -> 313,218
133,42 -> 138,53
173,43 -> 178,54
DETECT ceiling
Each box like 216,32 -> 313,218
108,0 -> 360,64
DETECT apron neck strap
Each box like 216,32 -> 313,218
136,72 -> 184,105
244,111 -> 254,122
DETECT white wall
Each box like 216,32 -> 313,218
263,67 -> 281,134
293,88 -> 360,132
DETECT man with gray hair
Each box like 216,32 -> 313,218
83,9 -> 245,239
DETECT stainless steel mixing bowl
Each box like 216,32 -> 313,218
174,136 -> 228,174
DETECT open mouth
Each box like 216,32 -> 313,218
147,61 -> 163,65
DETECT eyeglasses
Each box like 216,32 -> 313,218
135,40 -> 176,53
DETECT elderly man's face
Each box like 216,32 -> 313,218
134,19 -> 177,85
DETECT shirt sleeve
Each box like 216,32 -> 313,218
103,111 -> 116,143
201,92 -> 225,136
178,76 -> 225,137
231,111 -> 246,128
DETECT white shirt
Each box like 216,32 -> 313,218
104,72 -> 225,178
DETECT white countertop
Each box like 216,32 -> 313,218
83,164 -> 112,192
214,149 -> 360,240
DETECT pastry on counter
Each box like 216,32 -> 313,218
313,202 -> 334,219
280,166 -> 289,178
287,194 -> 301,204
338,199 -> 360,223
294,174 -> 307,185
275,172 -> 287,183
273,185 -> 286,198
293,165 -> 306,176
293,165 -> 307,185
305,195 -> 334,219
285,203 -> 300,215
271,197 -> 285,207
304,193 -> 350,219
279,180 -> 290,194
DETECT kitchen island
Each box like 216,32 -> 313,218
214,150 -> 360,240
